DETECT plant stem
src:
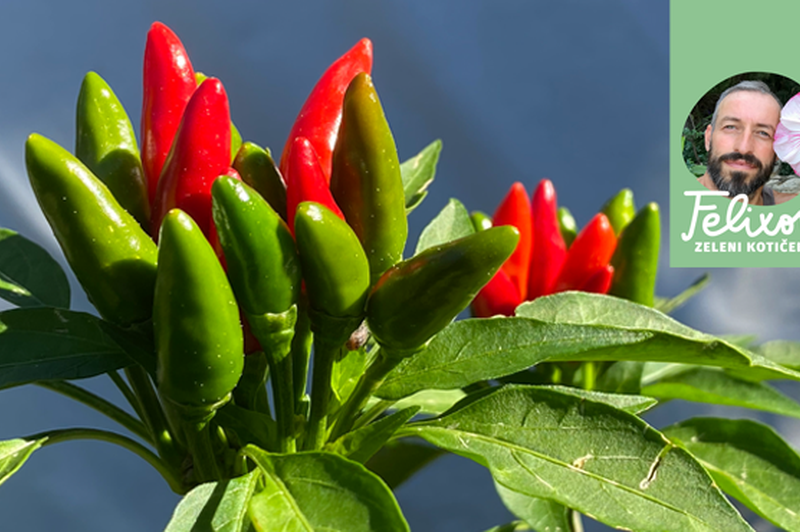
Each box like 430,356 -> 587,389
184,421 -> 222,483
36,381 -> 150,443
304,338 -> 339,450
330,352 -> 400,440
291,301 -> 313,412
583,362 -> 596,391
267,352 -> 296,453
108,371 -> 144,419
125,366 -> 183,469
29,427 -> 184,494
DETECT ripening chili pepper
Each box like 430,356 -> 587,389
491,182 -> 532,299
75,72 -> 150,231
151,78 -> 232,239
233,142 -> 287,220
330,73 -> 408,284
25,134 -> 157,326
471,267 -> 520,318
154,209 -> 243,410
196,71 -> 243,164
552,213 -> 617,292
528,179 -> 566,300
471,211 -> 493,232
279,38 -> 373,181
368,226 -> 519,356
609,202 -> 660,306
286,137 -> 345,234
557,206 -> 577,247
601,188 -> 635,236
141,21 -> 197,205
294,202 -> 371,336
579,264 -> 615,293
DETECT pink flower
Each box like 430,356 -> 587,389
774,93 -> 800,174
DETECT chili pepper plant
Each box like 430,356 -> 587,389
1,22 -> 800,532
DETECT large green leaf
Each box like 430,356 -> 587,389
400,140 -> 441,213
365,440 -> 444,489
0,308 -> 134,388
757,340 -> 800,370
164,470 -> 260,532
534,385 -> 657,415
414,198 -> 474,255
326,407 -> 419,463
0,228 -> 70,309
388,389 -> 467,416
663,418 -> 800,531
377,294 -> 800,399
400,386 -> 753,532
642,368 -> 800,418
0,438 -> 46,486
244,447 -> 409,532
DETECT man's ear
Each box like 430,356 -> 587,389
704,124 -> 712,151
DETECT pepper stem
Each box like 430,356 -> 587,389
304,337 -> 340,450
330,351 -> 401,441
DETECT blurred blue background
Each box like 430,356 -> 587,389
0,1 -> 795,530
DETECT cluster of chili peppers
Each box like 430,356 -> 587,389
472,180 -> 661,317
23,22 -> 519,485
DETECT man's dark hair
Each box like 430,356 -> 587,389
710,80 -> 782,130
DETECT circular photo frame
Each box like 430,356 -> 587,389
683,72 -> 800,206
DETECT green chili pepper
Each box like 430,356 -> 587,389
557,206 -> 577,248
25,133 -> 157,326
232,142 -> 287,221
294,201 -> 371,342
195,71 -> 242,164
330,73 -> 407,285
154,209 -> 244,411
75,72 -> 150,231
600,188 -> 635,236
471,211 -> 493,232
367,225 -> 519,357
609,202 -> 660,307
212,175 -> 300,451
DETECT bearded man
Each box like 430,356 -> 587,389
698,80 -> 797,205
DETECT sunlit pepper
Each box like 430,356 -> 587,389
141,21 -> 197,205
233,142 -> 287,221
601,188 -> 635,236
75,71 -> 150,231
491,182 -> 532,300
608,203 -> 660,306
25,134 -> 157,326
279,38 -> 373,182
285,137 -> 345,234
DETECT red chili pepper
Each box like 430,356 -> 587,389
527,179 -> 566,300
279,38 -> 373,182
492,182 -> 532,300
141,21 -> 197,206
579,264 -> 615,293
472,268 -> 521,318
151,78 -> 231,240
285,136 -> 345,234
552,213 -> 617,292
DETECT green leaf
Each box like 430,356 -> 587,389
164,469 -> 260,532
331,348 -> 367,408
495,483 -> 571,532
377,294 -> 800,400
757,340 -> 800,370
534,385 -> 657,415
0,228 -> 70,309
400,140 -> 441,213
244,447 -> 409,532
216,404 -> 276,452
365,440 -> 444,489
0,438 -> 46,486
402,386 -> 752,532
642,368 -> 800,419
414,198 -> 475,255
663,418 -> 800,531
595,361 -> 645,393
0,308 -> 134,389
389,389 -> 467,416
654,273 -> 709,314
327,407 -> 419,463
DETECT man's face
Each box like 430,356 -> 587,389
704,90 -> 781,198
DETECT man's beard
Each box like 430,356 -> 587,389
707,146 -> 775,199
